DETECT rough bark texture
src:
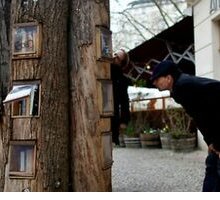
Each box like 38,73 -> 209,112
4,0 -> 70,191
69,0 -> 112,191
1,0 -> 112,192
0,0 -> 11,192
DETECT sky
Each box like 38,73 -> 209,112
110,0 -> 133,12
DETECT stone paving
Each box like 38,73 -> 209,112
112,147 -> 207,192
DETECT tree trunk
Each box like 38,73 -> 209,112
4,0 -> 70,191
0,0 -> 11,192
69,0 -> 112,191
1,0 -> 112,192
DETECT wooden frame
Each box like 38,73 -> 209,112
12,22 -> 42,59
101,132 -> 113,170
97,79 -> 114,117
95,26 -> 113,62
9,140 -> 36,178
3,80 -> 41,118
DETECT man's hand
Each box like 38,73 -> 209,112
120,123 -> 127,129
208,144 -> 220,158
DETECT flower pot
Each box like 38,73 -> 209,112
170,136 -> 196,151
124,136 -> 141,148
160,134 -> 171,149
140,133 -> 161,148
119,134 -> 126,147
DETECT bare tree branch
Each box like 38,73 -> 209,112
118,11 -> 147,40
124,10 -> 156,36
111,0 -> 187,50
169,0 -> 185,17
152,0 -> 169,27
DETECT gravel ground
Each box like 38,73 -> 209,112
112,148 -> 207,192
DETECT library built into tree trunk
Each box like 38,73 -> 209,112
0,0 -> 112,192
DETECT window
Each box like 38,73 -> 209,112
12,22 -> 42,59
95,26 -> 113,62
102,80 -> 113,113
101,132 -> 113,170
9,141 -> 36,178
97,79 -> 114,117
3,82 -> 40,117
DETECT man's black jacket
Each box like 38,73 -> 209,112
171,73 -> 220,150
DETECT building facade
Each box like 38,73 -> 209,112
187,0 -> 220,149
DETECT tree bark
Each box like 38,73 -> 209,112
0,0 -> 11,192
69,0 -> 112,191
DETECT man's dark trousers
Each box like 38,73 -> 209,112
202,152 -> 220,192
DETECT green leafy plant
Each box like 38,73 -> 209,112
132,79 -> 148,87
142,124 -> 158,135
125,111 -> 146,137
125,121 -> 139,137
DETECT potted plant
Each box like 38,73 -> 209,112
140,125 -> 161,148
124,121 -> 141,148
161,107 -> 196,151
160,124 -> 172,149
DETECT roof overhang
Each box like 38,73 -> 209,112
129,16 -> 194,64
126,16 -> 194,84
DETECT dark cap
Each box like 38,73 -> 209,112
150,60 -> 178,82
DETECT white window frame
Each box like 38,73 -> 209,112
3,81 -> 40,117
